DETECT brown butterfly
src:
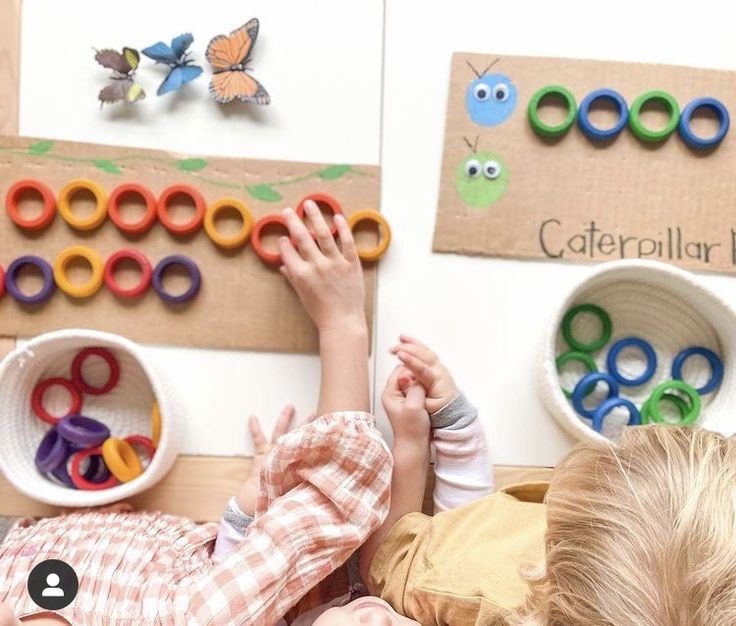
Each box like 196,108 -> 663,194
94,47 -> 146,106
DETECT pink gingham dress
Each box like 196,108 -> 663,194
0,412 -> 392,626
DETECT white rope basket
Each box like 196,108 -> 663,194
0,329 -> 183,507
538,260 -> 736,443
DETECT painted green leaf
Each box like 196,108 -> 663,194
28,140 -> 54,155
318,164 -> 352,180
92,159 -> 123,174
248,184 -> 282,202
177,158 -> 208,172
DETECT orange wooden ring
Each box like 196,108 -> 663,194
58,179 -> 108,231
295,193 -> 344,237
252,214 -> 289,265
157,184 -> 206,236
108,183 -> 158,235
5,179 -> 56,231
347,209 -> 391,261
204,198 -> 254,250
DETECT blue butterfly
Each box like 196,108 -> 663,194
142,33 -> 203,96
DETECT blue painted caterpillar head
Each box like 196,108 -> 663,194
465,58 -> 517,127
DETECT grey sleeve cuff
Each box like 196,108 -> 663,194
429,392 -> 478,430
223,496 -> 254,534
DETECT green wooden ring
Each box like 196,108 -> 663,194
629,90 -> 680,142
647,380 -> 700,426
561,304 -> 612,353
640,393 -> 690,425
528,85 -> 578,138
556,350 -> 598,398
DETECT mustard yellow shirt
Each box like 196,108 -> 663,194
367,482 -> 548,626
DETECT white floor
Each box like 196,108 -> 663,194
18,0 -> 736,465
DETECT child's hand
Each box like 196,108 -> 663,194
391,335 -> 460,415
382,365 -> 430,446
278,202 -> 366,333
236,405 -> 296,516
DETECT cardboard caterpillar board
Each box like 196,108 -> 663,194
0,135 -> 381,353
433,52 -> 736,274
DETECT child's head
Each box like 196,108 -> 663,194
512,426 -> 736,626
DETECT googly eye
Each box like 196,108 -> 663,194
483,160 -> 501,179
465,159 -> 482,178
493,83 -> 510,102
473,83 -> 490,102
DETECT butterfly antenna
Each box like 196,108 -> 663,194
462,136 -> 478,153
465,61 -> 481,79
478,57 -> 500,77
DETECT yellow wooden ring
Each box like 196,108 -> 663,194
151,401 -> 162,447
346,209 -> 391,261
53,245 -> 104,298
58,179 -> 108,231
204,198 -> 254,250
102,437 -> 143,483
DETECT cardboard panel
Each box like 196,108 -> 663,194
0,0 -> 21,134
0,135 -> 381,352
434,52 -> 736,274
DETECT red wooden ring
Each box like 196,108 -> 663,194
71,347 -> 120,395
252,214 -> 289,265
295,193 -> 344,237
108,183 -> 158,235
0,265 -> 5,299
157,184 -> 206,236
104,249 -> 153,299
70,446 -> 120,490
32,377 -> 83,426
125,434 -> 156,463
5,179 -> 56,231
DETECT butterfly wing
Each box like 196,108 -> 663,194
209,71 -> 270,105
206,19 -> 258,71
126,82 -> 145,103
171,33 -> 194,60
99,79 -> 133,105
157,64 -> 203,95
141,41 -> 178,64
95,49 -> 132,75
123,47 -> 140,72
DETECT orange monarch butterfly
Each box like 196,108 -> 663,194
206,18 -> 270,105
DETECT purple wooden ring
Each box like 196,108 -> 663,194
152,255 -> 201,304
35,427 -> 70,473
57,415 -> 110,447
6,255 -> 55,304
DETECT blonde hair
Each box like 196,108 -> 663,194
508,426 -> 736,626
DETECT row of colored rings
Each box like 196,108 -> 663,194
2,249 -> 201,304
5,181 -> 391,260
36,416 -> 156,490
528,86 -> 730,149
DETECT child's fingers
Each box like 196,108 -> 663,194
283,207 -> 320,261
396,350 -> 435,389
392,336 -> 438,365
383,364 -> 407,398
278,237 -> 307,275
404,381 -> 427,410
335,213 -> 359,263
304,200 -> 339,258
248,415 -> 268,453
272,404 -> 296,441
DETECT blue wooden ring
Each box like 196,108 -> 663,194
5,255 -> 56,304
592,397 -> 641,433
672,347 -> 723,395
577,89 -> 629,141
572,372 -> 619,419
606,337 -> 657,386
678,97 -> 730,150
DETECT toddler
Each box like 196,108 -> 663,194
318,338 -> 736,625
0,203 -> 393,626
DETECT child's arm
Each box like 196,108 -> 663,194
279,203 -> 369,415
359,366 -> 430,582
393,336 -> 494,512
211,407 -> 296,565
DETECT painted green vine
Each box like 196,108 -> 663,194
0,141 -> 367,202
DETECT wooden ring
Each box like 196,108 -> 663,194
346,209 -> 391,261
295,193 -> 344,237
204,198 -> 254,250
102,437 -> 144,482
70,446 -> 119,490
108,183 -> 158,235
58,179 -> 108,231
5,179 -> 57,230
252,214 -> 289,265
157,184 -> 206,236
104,249 -> 153,299
53,245 -> 105,298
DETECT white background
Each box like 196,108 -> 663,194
19,0 -> 736,465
